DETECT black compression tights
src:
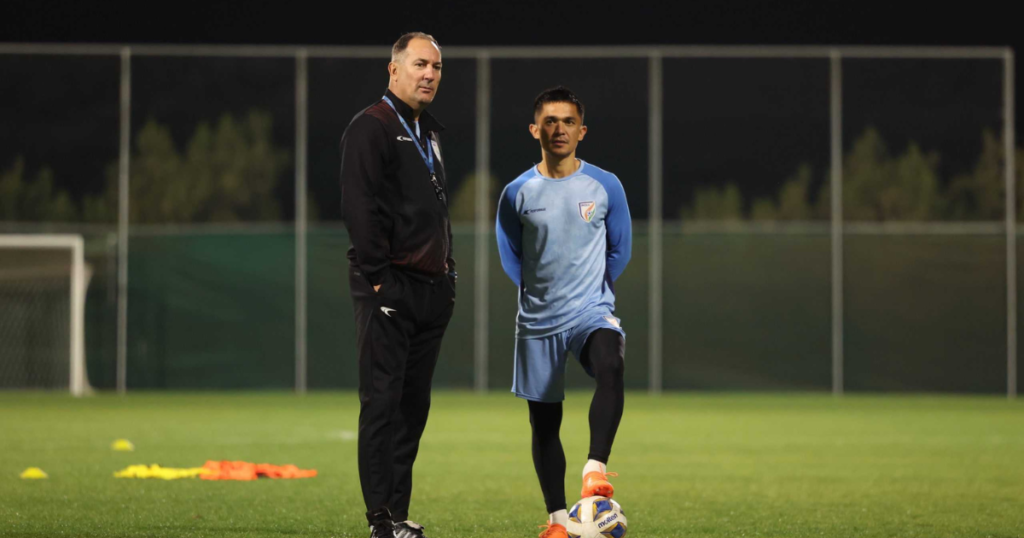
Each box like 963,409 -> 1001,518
528,329 -> 626,514
528,400 -> 566,514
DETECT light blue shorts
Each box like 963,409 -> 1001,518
511,311 -> 625,403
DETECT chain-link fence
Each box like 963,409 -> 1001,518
0,44 -> 1016,395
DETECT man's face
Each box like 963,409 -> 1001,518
529,101 -> 587,158
389,38 -> 442,108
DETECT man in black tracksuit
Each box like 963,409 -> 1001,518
339,32 -> 455,538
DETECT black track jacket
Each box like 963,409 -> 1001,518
340,89 -> 455,287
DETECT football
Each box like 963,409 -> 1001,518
566,496 -> 628,538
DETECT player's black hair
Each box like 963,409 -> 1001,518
533,86 -> 585,121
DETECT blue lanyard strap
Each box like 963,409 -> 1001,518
382,96 -> 434,176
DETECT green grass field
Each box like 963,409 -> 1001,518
1,392 -> 1022,537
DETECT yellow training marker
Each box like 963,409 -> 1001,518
20,467 -> 48,479
111,439 -> 135,451
114,464 -> 210,480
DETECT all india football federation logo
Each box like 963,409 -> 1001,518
578,201 -> 596,222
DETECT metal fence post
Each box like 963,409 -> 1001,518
117,47 -> 131,395
474,53 -> 491,393
830,50 -> 844,396
295,49 -> 309,394
648,52 -> 663,394
1005,50 -> 1017,400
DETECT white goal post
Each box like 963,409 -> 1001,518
0,234 -> 89,396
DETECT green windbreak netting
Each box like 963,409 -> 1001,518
81,229 -> 1012,392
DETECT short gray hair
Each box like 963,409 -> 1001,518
391,32 -> 441,63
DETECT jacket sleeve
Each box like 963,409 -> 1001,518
435,133 -> 456,276
496,183 -> 523,287
340,114 -> 391,286
604,175 -> 632,282
446,219 -> 456,275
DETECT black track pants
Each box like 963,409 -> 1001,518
350,265 -> 455,524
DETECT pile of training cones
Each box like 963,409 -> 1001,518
113,460 -> 317,480
113,464 -> 210,480
21,439 -> 317,482
200,460 -> 318,480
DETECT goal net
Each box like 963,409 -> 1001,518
0,235 -> 90,396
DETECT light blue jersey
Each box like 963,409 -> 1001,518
496,160 -> 632,339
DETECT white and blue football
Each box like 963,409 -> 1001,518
566,496 -> 627,538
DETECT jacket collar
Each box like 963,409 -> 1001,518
384,88 -> 445,133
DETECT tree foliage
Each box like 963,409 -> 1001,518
750,163 -> 816,221
91,111 -> 291,223
448,173 -> 499,223
4,111 -> 291,224
6,121 -> 1022,225
0,158 -> 78,222
686,127 -> 998,222
682,182 -> 744,221
945,129 -> 1024,220
843,127 -> 942,221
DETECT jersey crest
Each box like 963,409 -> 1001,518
578,201 -> 596,222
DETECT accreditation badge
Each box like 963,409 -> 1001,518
430,136 -> 444,167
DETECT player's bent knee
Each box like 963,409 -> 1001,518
588,330 -> 625,381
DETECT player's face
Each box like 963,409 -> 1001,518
389,38 -> 443,109
530,102 -> 587,158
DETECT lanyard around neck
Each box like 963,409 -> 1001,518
382,96 -> 434,176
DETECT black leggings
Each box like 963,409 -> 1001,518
528,329 -> 625,513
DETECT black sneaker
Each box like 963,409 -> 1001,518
394,521 -> 429,538
367,508 -> 396,538
369,522 -> 397,538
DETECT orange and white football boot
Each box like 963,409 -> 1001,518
581,470 -> 619,499
537,521 -> 568,538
